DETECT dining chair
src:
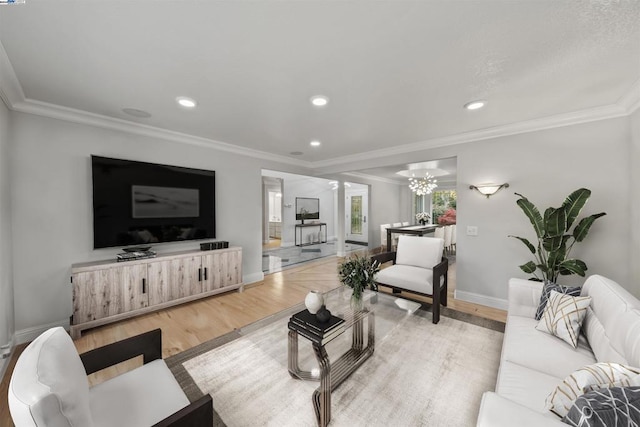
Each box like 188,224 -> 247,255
443,225 -> 453,254
391,222 -> 402,249
380,224 -> 391,252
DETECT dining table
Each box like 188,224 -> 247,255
385,224 -> 441,252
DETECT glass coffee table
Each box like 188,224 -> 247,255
286,288 -> 420,427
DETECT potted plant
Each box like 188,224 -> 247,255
510,188 -> 606,284
416,212 -> 430,225
338,254 -> 380,308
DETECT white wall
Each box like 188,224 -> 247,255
630,107 -> 640,296
5,106 -> 636,338
0,100 -> 14,370
320,116 -> 632,306
7,112 -> 310,339
454,117 -> 630,306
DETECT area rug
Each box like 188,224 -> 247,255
168,304 -> 504,427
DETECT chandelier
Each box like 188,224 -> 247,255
408,173 -> 438,196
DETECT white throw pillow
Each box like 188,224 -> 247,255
535,290 -> 591,348
546,362 -> 640,417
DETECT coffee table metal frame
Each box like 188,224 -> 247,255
287,308 -> 375,427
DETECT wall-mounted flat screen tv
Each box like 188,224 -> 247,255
91,156 -> 215,249
295,197 -> 320,220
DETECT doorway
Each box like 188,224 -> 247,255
345,183 -> 369,245
262,176 -> 283,249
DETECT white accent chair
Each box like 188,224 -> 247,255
401,221 -> 409,226
8,327 -> 212,427
372,235 -> 448,323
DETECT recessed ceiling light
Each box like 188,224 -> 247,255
176,96 -> 197,108
464,100 -> 486,110
310,95 -> 329,107
310,140 -> 321,147
122,108 -> 151,118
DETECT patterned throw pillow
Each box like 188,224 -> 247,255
535,281 -> 582,320
536,290 -> 591,348
546,363 -> 640,418
562,387 -> 640,427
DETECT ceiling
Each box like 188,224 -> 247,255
0,1 -> 639,173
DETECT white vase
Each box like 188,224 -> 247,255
305,290 -> 324,314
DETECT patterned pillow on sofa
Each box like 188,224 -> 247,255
546,362 -> 640,417
562,387 -> 640,427
536,291 -> 591,348
535,281 -> 582,320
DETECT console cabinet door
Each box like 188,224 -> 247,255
147,256 -> 203,304
72,264 -> 148,323
203,249 -> 242,292
116,264 -> 149,312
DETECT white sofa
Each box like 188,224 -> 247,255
477,275 -> 640,426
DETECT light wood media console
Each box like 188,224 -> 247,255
70,247 -> 243,339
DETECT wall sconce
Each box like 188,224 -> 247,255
469,183 -> 509,198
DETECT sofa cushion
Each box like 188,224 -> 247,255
502,315 -> 596,379
536,291 -> 591,348
545,362 -> 640,418
581,275 -> 640,366
375,264 -> 433,295
90,359 -> 190,427
495,360 -> 564,414
535,282 -> 582,320
395,235 -> 443,269
563,386 -> 640,427
8,327 -> 94,427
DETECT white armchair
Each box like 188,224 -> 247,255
372,235 -> 448,323
8,327 -> 212,427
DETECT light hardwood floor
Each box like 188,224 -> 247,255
0,255 -> 505,427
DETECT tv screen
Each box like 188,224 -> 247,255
295,197 -> 320,220
91,156 -> 215,249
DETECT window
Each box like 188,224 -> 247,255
350,195 -> 362,234
432,190 -> 457,224
413,190 -> 457,224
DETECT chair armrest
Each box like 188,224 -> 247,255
371,251 -> 397,265
508,278 -> 543,318
80,328 -> 162,375
477,392 -> 565,427
433,256 -> 448,289
153,394 -> 213,427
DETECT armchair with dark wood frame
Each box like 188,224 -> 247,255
8,327 -> 213,427
80,328 -> 213,427
372,235 -> 449,324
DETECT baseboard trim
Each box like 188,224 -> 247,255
15,319 -> 70,345
454,290 -> 508,311
243,272 -> 264,285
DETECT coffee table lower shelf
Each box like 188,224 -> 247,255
287,311 -> 375,427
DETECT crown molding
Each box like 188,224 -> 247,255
311,102 -> 629,170
618,78 -> 640,115
1,36 -> 637,169
11,98 -> 309,168
340,171 -> 404,186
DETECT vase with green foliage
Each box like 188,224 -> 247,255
338,254 -> 380,309
509,188 -> 606,284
